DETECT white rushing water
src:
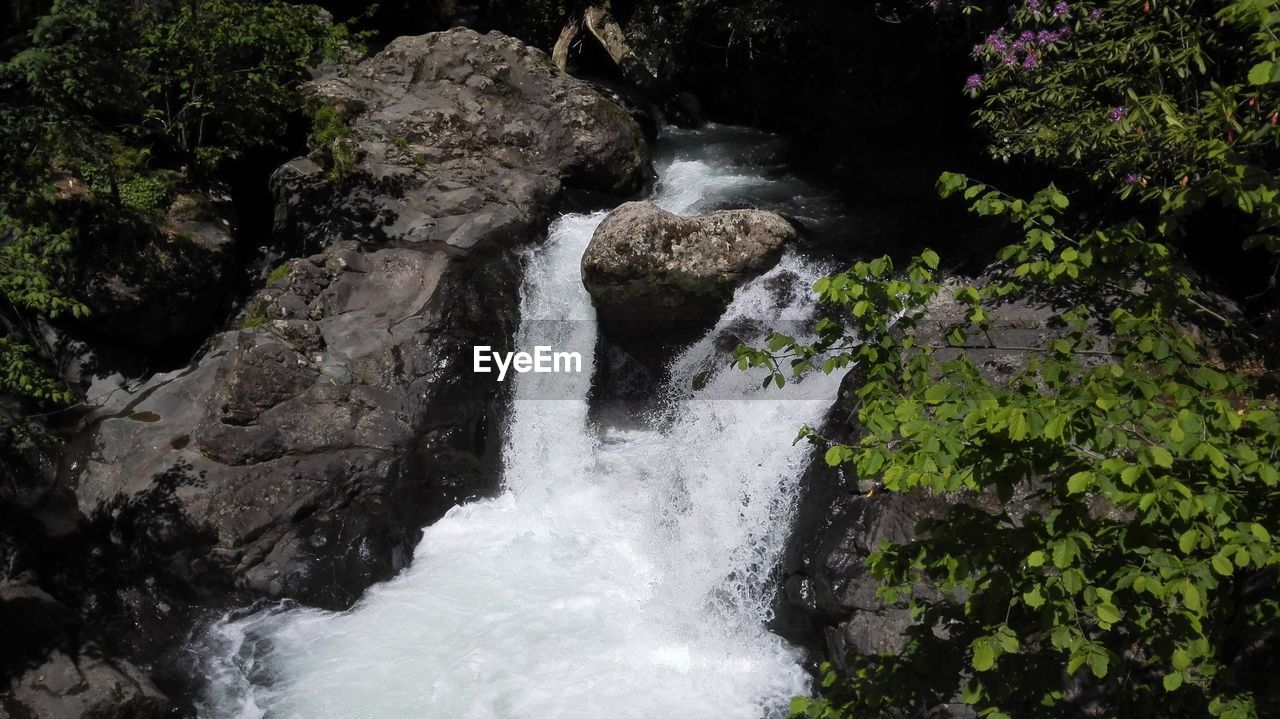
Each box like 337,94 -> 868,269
199,126 -> 850,719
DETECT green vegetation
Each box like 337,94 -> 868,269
308,99 -> 359,181
239,311 -> 268,331
740,1 -> 1280,717
266,262 -> 294,286
0,0 -> 352,408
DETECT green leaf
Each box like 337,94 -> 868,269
1182,583 -> 1202,612
1008,409 -> 1029,441
1178,529 -> 1198,555
1150,446 -> 1174,468
997,629 -> 1019,653
1211,554 -> 1234,576
1252,524 -> 1272,543
1163,672 -> 1183,691
921,249 -> 940,269
1067,653 -> 1086,675
1095,604 -> 1120,625
1027,550 -> 1046,568
1066,471 -> 1094,494
1052,540 -> 1076,569
1249,60 -> 1275,85
1172,649 -> 1191,671
824,446 -> 848,467
972,641 -> 995,672
1088,651 -> 1109,678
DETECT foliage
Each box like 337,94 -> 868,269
966,0 -> 1280,240
0,0 -> 353,407
0,336 -> 73,405
266,262 -> 293,286
239,311 -> 268,331
489,0 -> 794,56
129,0 -> 353,170
739,1 -> 1280,717
308,100 -> 359,181
745,187 -> 1280,718
11,0 -> 352,172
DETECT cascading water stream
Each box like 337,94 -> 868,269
198,126 -> 851,719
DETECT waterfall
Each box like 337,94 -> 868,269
198,125 -> 851,719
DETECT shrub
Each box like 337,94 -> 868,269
743,2 -> 1280,717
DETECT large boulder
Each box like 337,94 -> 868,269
274,28 -> 650,254
581,201 -> 796,327
63,26 -> 651,629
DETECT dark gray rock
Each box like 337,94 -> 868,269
1,581 -> 170,719
581,201 -> 796,325
74,189 -> 237,349
274,27 -> 651,254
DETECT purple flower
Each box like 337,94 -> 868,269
1028,0 -> 1042,13
1125,172 -> 1142,184
985,32 -> 1009,52
1109,106 -> 1127,122
1004,53 -> 1019,66
1018,30 -> 1035,43
1089,7 -> 1104,20
1022,53 -> 1040,69
966,73 -> 983,89
1052,1 -> 1069,17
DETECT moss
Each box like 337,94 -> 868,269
266,262 -> 292,285
240,311 -> 268,330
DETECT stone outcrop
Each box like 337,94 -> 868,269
581,201 -> 795,326
773,282 -> 1083,669
62,26 -> 650,630
274,28 -> 651,254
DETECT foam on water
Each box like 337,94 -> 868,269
197,127 -> 850,719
